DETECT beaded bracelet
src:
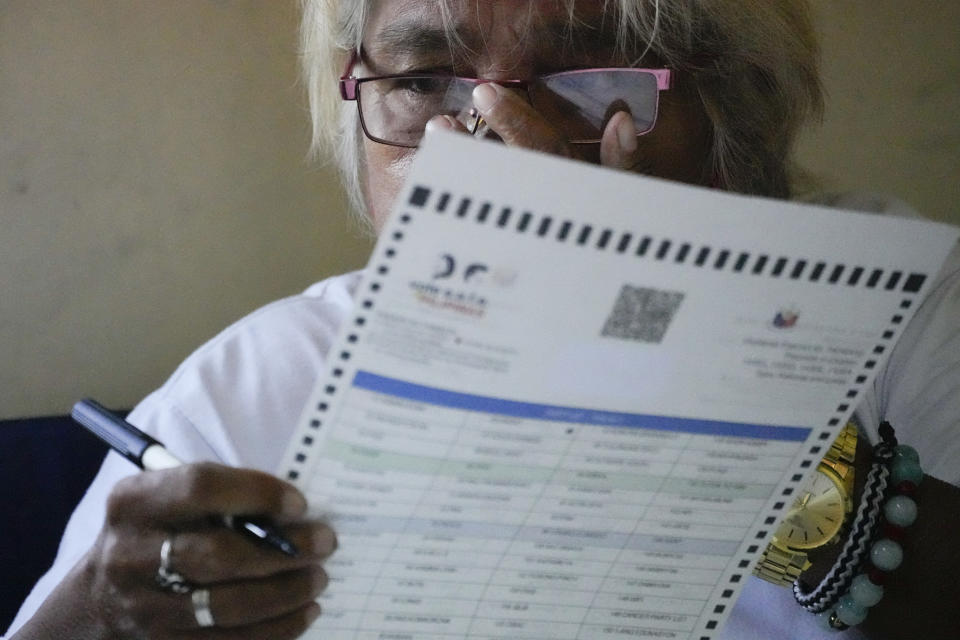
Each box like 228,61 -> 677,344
792,450 -> 891,612
795,422 -> 922,631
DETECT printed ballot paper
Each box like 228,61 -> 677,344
278,131 -> 958,639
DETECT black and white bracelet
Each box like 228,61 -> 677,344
793,422 -> 922,630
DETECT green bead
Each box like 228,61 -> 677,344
890,457 -> 923,486
850,574 -> 884,607
871,538 -> 903,571
836,595 -> 869,626
895,444 -> 920,463
884,494 -> 917,526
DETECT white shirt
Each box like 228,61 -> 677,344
7,201 -> 960,639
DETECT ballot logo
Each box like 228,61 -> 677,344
432,253 -> 488,283
431,253 -> 519,287
772,307 -> 800,328
410,253 -> 516,317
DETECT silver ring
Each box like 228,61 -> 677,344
155,536 -> 192,594
191,588 -> 215,627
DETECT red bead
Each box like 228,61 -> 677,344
883,523 -> 907,543
896,480 -> 917,495
868,567 -> 887,585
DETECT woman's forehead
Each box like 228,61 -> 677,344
366,0 -> 598,25
364,0 -> 618,68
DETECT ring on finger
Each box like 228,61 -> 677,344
191,588 -> 216,627
155,535 -> 192,594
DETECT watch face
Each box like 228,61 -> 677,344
775,470 -> 846,549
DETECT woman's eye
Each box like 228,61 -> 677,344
393,77 -> 448,94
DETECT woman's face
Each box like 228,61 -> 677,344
357,0 -> 713,230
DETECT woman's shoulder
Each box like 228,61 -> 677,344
187,270 -> 360,363
128,270 -> 362,471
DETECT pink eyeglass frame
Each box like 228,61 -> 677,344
338,51 -> 672,146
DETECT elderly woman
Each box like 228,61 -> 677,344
7,1 -> 960,639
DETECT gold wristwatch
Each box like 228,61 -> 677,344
754,422 -> 858,587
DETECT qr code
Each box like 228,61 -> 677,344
601,285 -> 685,343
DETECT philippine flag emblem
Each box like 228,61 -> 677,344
772,308 -> 799,328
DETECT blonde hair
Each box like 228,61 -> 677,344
300,0 -> 823,220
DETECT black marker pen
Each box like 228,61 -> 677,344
71,398 -> 299,557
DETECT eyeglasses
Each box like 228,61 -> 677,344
339,55 -> 671,149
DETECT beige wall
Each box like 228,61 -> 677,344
1,1 -> 958,419
1,1 -> 373,418
795,0 -> 960,223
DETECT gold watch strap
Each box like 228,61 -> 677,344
821,422 -> 858,494
754,545 -> 811,587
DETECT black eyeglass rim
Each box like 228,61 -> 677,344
342,68 -> 670,148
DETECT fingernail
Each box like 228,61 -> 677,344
616,114 -> 638,154
281,489 -> 307,517
312,568 -> 330,595
314,527 -> 337,555
425,115 -> 455,133
473,83 -> 500,113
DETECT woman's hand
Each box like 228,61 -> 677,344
425,82 -> 641,171
13,463 -> 336,640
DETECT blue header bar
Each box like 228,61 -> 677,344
352,371 -> 810,441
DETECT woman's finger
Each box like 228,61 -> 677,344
180,601 -> 322,640
163,522 -> 336,583
106,463 -> 307,528
471,83 -> 571,157
425,114 -> 470,134
175,566 -> 328,629
600,110 -> 639,169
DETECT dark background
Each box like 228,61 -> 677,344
0,415 -> 110,632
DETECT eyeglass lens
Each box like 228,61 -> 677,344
356,69 -> 661,147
